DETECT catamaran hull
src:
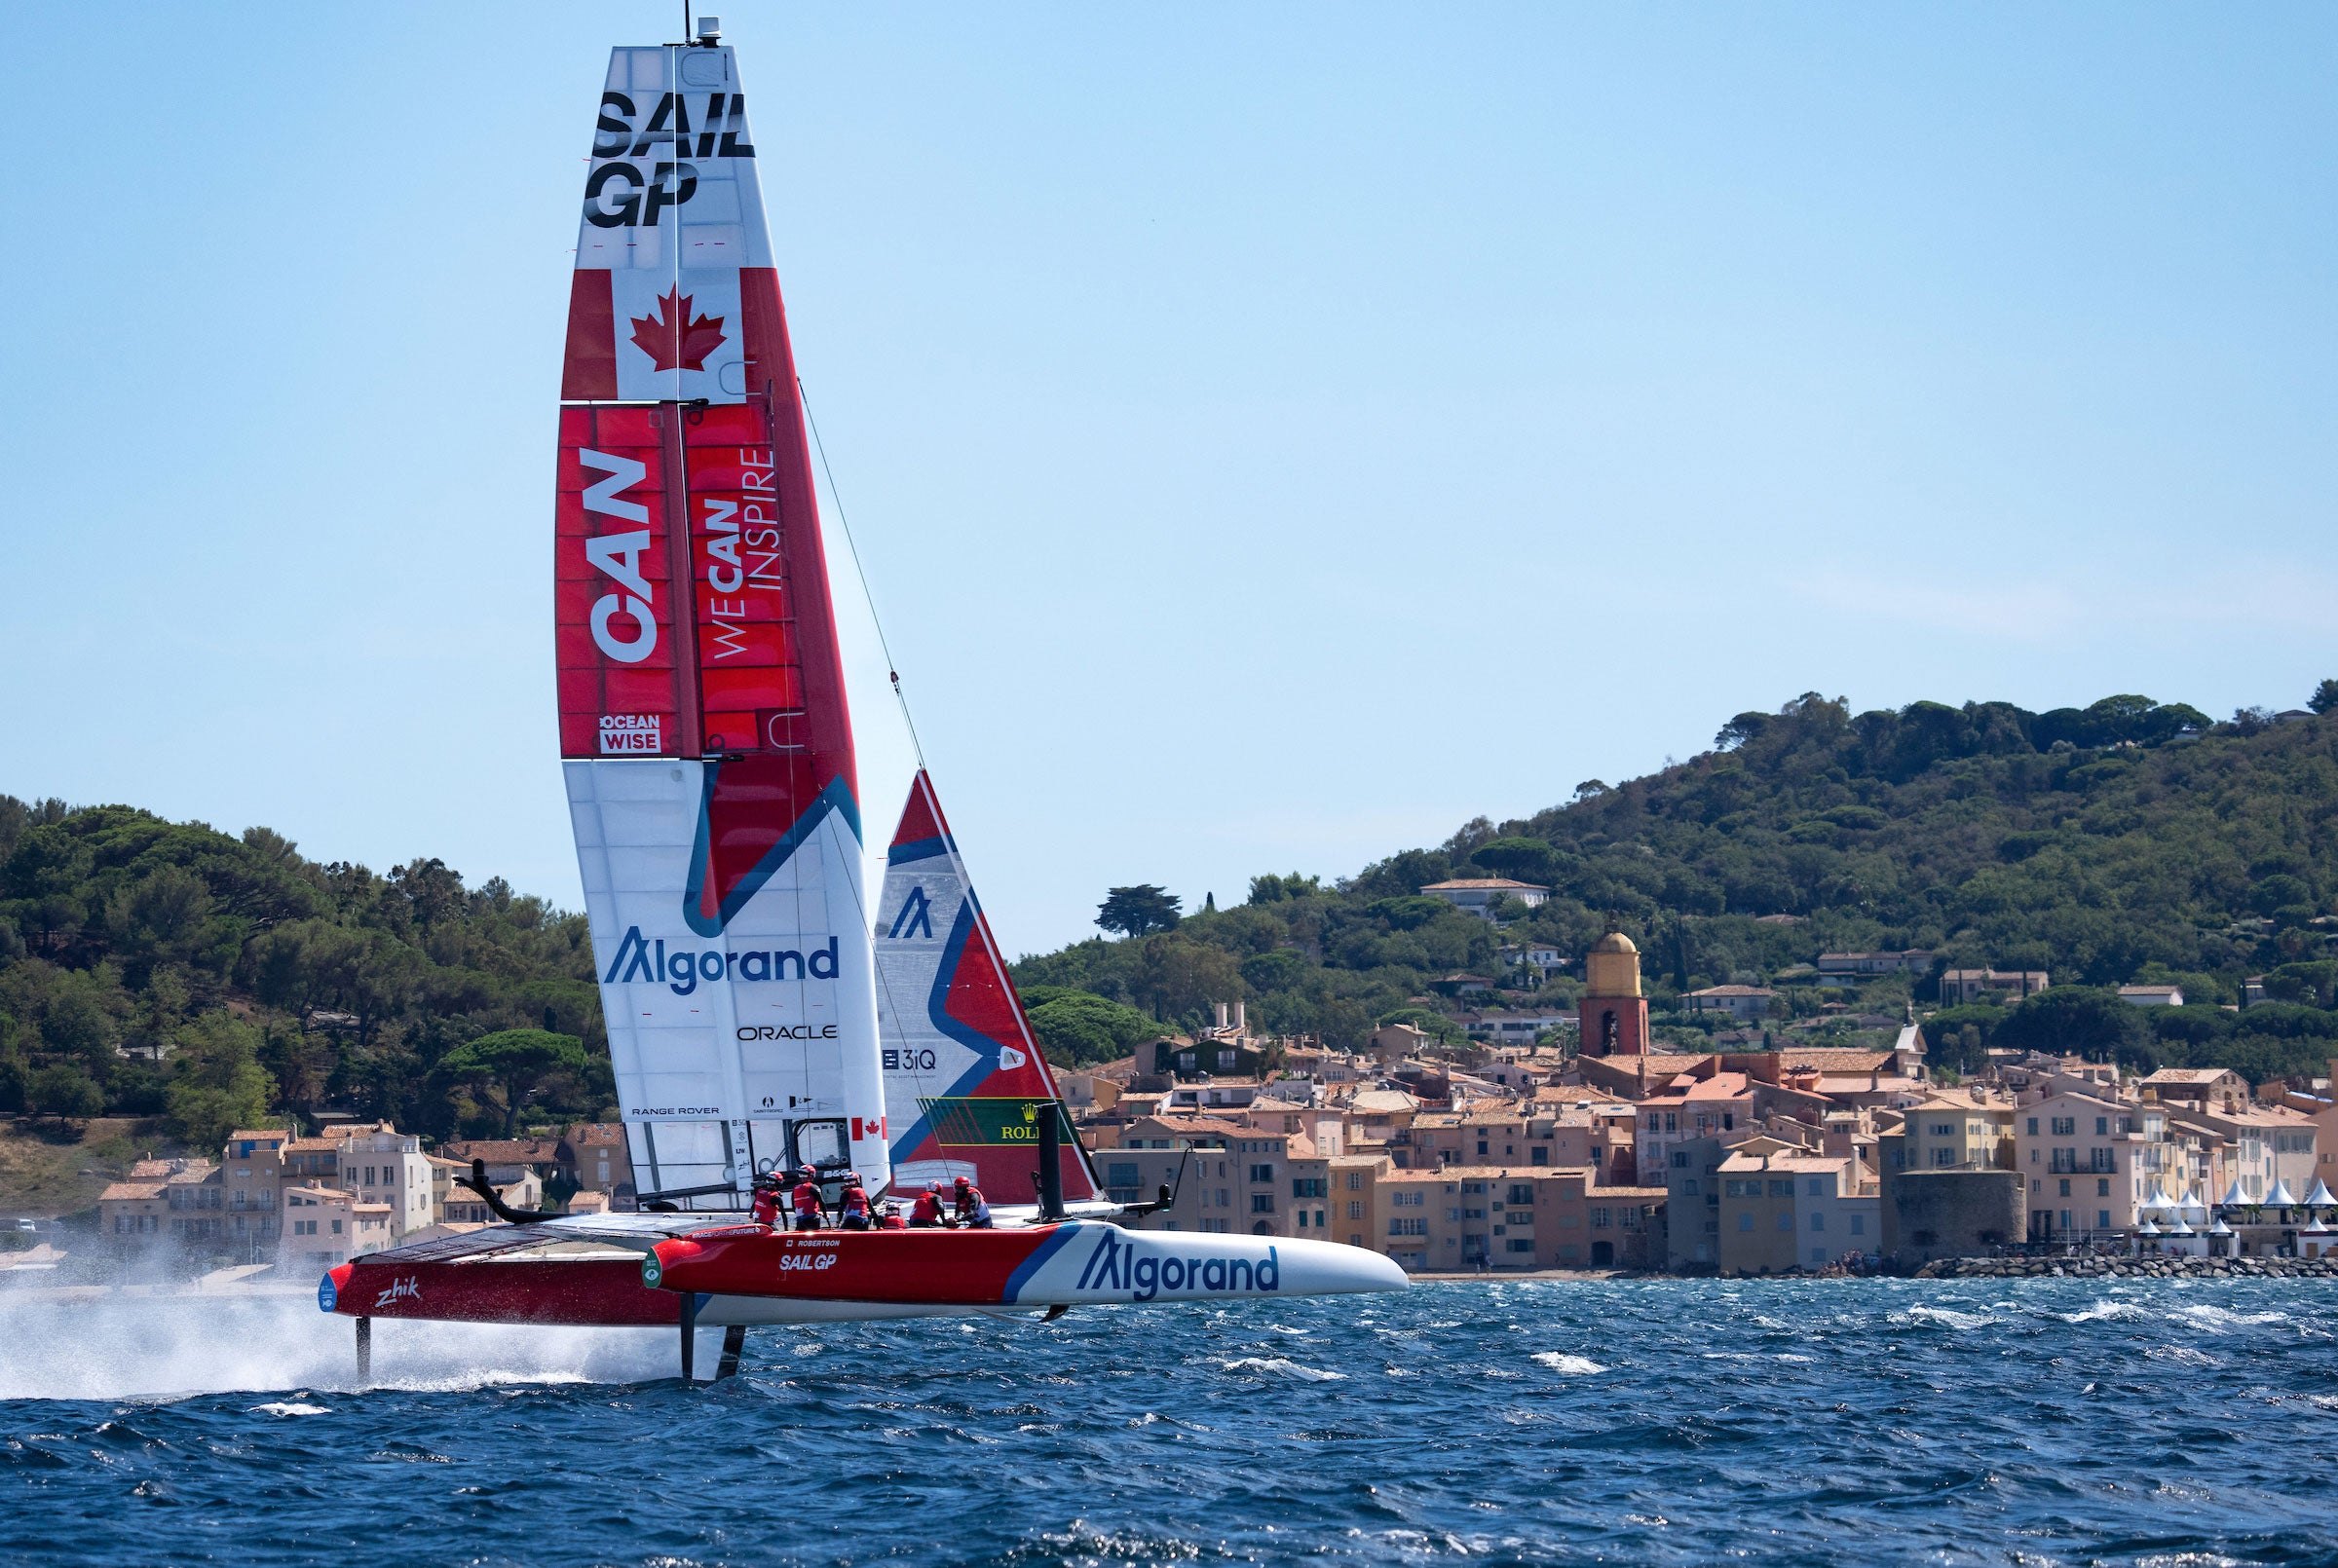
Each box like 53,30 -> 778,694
646,1220 -> 1406,1308
321,1221 -> 1403,1326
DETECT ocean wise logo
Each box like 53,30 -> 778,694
602,924 -> 841,995
1073,1228 -> 1280,1302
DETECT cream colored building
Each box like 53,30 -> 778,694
1902,1090 -> 2017,1172
1716,1145 -> 1879,1273
334,1124 -> 434,1237
278,1184 -> 392,1270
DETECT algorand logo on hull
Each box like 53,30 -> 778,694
1072,1228 -> 1281,1302
601,925 -> 841,995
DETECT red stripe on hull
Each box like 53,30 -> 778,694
331,1256 -> 677,1325
653,1225 -> 1055,1304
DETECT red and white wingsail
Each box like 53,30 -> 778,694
557,41 -> 886,1205
873,772 -> 1099,1204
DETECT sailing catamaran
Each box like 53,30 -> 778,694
317,24 -> 1400,1375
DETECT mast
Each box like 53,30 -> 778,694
556,29 -> 886,1207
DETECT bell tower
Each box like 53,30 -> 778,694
1578,926 -> 1649,1056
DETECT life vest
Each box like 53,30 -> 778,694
878,1208 -> 907,1230
749,1187 -> 781,1227
842,1185 -> 870,1219
909,1192 -> 945,1226
792,1180 -> 822,1217
959,1186 -> 991,1227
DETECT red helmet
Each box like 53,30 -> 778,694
926,1181 -> 943,1193
955,1175 -> 972,1188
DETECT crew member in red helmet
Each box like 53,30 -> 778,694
791,1172 -> 825,1231
839,1177 -> 872,1230
748,1173 -> 783,1228
908,1181 -> 949,1228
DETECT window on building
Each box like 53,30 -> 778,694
1345,1171 -> 1363,1190
1347,1201 -> 1364,1219
1849,1213 -> 1865,1236
2052,1117 -> 2075,1137
1505,1238 -> 1533,1253
1389,1217 -> 1426,1237
2097,1210 -> 2111,1229
1811,1213 -> 1825,1231
1477,1140 -> 1489,1156
1507,1184 -> 1533,1205
1776,1213 -> 1791,1231
1738,1213 -> 1754,1232
2059,1178 -> 2071,1197
1768,1179 -> 1792,1197
1393,1191 -> 1423,1208
1248,1164 -> 1273,1183
2096,1178 -> 2110,1197
1108,1163 -> 1139,1188
2094,1118 -> 2107,1137
1591,1208 -> 1610,1228
2027,1117 -> 2039,1136
1682,1178 -> 1699,1196
1807,1177 -> 1825,1196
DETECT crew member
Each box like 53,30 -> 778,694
909,1181 -> 949,1228
877,1200 -> 907,1230
791,1171 -> 825,1231
954,1175 -> 993,1229
749,1173 -> 783,1228
840,1177 -> 872,1231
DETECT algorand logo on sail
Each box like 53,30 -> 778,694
602,925 -> 840,995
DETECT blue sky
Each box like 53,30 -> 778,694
3,4 -> 2334,952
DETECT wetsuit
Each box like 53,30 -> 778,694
840,1184 -> 871,1231
909,1190 -> 947,1228
957,1187 -> 994,1229
792,1179 -> 824,1231
749,1184 -> 782,1228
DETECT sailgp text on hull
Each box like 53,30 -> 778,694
556,38 -> 886,1207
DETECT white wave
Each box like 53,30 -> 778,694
2144,1345 -> 2218,1366
1531,1353 -> 1608,1375
2055,1299 -> 2153,1324
2166,1304 -> 2288,1334
1894,1304 -> 1996,1330
0,1293 -> 696,1400
249,1400 -> 331,1417
1220,1356 -> 1345,1382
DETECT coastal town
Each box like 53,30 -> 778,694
11,912 -> 2330,1295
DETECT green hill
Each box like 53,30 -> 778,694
6,685 -> 2337,1164
0,800 -> 606,1152
1013,689 -> 2338,1085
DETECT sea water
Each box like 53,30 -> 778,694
2,1277 -> 2334,1566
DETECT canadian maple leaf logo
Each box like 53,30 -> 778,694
628,286 -> 728,372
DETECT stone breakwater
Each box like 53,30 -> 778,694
1916,1253 -> 2338,1280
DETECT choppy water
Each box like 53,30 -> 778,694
3,1278 -> 2335,1566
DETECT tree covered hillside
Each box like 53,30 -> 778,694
1014,688 -> 2338,1082
0,799 -> 608,1146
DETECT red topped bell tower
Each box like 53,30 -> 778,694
1578,927 -> 1649,1056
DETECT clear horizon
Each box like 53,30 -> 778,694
4,4 -> 2334,952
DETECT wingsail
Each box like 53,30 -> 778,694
872,772 -> 1099,1203
557,42 -> 886,1207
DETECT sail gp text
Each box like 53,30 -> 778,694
601,925 -> 840,995
1072,1229 -> 1281,1302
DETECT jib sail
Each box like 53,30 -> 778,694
872,771 -> 1100,1204
556,41 -> 886,1207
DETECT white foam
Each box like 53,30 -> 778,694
1220,1356 -> 1345,1382
1531,1353 -> 1608,1375
250,1400 -> 332,1417
0,1293 -> 692,1400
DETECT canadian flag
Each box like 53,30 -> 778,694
851,1116 -> 886,1141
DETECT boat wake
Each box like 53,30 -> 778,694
0,1294 -> 683,1401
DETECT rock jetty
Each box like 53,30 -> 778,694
1916,1254 -> 2337,1280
